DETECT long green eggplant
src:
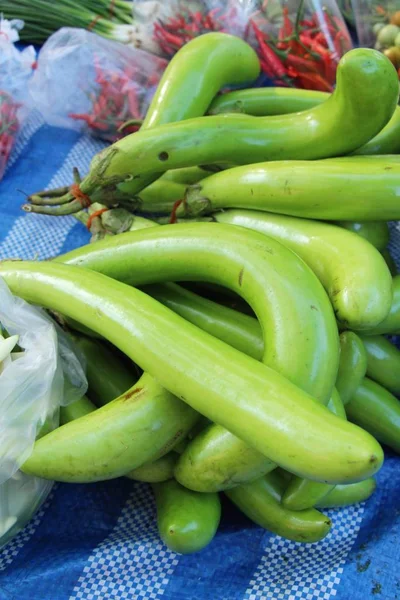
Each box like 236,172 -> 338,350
61,394 -> 178,482
0,261 -> 382,484
153,479 -> 221,554
360,335 -> 400,395
346,377 -> 400,453
225,471 -> 332,543
208,88 -> 400,155
213,210 -> 392,329
71,49 -> 399,201
185,156 -> 400,222
22,371 -> 198,482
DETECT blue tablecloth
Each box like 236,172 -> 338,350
0,111 -> 400,600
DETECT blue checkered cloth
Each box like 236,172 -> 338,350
0,111 -> 400,600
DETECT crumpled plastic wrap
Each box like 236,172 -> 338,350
0,277 -> 87,548
0,18 -> 36,180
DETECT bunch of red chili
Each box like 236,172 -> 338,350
0,90 -> 19,181
249,6 -> 352,92
69,59 -> 161,142
152,5 -> 241,57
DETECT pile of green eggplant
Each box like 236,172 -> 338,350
8,32 -> 400,553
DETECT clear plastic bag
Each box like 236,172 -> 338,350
352,0 -> 400,73
0,18 -> 36,180
0,277 -> 87,548
132,0 -> 249,57
244,0 -> 353,91
29,27 -> 167,142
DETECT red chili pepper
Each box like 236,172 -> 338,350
314,31 -> 328,47
285,65 -> 300,79
300,19 -> 315,28
282,7 -> 293,37
251,20 -> 288,80
158,28 -> 184,47
285,53 -> 318,72
259,58 -> 275,78
297,71 -> 333,92
0,90 -> 19,179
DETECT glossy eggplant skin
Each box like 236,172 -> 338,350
153,479 -> 221,554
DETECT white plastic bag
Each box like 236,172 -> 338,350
0,277 -> 87,547
132,0 -> 249,58
29,27 -> 167,141
0,17 -> 36,179
0,277 -> 87,483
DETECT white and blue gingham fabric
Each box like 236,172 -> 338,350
0,111 -> 400,600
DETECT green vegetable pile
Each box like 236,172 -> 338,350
5,33 -> 400,554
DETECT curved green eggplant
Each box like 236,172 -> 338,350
213,210 -> 392,330
225,471 -> 332,543
185,156 -> 400,222
208,88 -> 400,155
22,371 -> 198,482
153,479 -> 221,554
141,34 -> 259,129
60,394 -> 178,483
0,261 -> 382,484
360,335 -> 400,396
346,377 -> 400,453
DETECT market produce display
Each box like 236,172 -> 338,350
2,30 -> 400,562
